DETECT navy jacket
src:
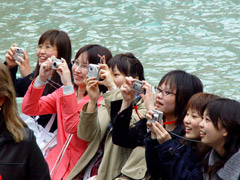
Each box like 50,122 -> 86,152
145,138 -> 203,180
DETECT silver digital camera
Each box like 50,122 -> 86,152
51,58 -> 63,70
132,79 -> 145,94
148,109 -> 163,124
86,64 -> 100,80
14,47 -> 24,62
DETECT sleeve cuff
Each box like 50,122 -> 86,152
63,85 -> 74,95
34,76 -> 47,87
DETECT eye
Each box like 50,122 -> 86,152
205,117 -> 211,122
46,45 -> 51,49
75,61 -> 80,66
82,64 -> 88,69
165,90 -> 171,95
38,45 -> 42,48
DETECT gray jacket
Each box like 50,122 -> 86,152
204,148 -> 240,180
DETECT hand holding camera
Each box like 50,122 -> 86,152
131,79 -> 146,94
147,109 -> 163,124
13,47 -> 25,63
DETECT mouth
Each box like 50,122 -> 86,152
200,131 -> 206,137
185,126 -> 192,133
155,101 -> 163,107
38,56 -> 48,63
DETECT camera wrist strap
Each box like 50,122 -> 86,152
133,105 -> 142,120
163,120 -> 176,125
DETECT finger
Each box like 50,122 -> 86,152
15,60 -> 21,66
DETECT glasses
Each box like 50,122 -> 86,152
72,59 -> 89,70
154,87 -> 176,96
36,44 -> 56,52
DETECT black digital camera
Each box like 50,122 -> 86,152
86,64 -> 100,80
14,47 -> 24,62
51,58 -> 63,70
131,79 -> 145,94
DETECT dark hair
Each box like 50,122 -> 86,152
34,30 -> 72,95
107,53 -> 145,80
159,70 -> 203,124
202,98 -> 240,173
74,44 -> 112,93
186,92 -> 220,116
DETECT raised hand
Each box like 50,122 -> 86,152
56,58 -> 72,86
98,63 -> 116,90
16,50 -> 31,78
141,81 -> 155,110
150,121 -> 171,144
85,77 -> 100,102
38,57 -> 54,82
5,44 -> 18,68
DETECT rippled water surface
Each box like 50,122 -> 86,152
1,0 -> 240,103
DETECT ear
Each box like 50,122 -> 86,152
222,128 -> 228,137
0,97 -> 5,106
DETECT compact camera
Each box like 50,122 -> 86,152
14,47 -> 25,62
132,79 -> 145,94
51,58 -> 63,70
86,64 -> 100,80
148,109 -> 163,124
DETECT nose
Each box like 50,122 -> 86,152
75,65 -> 83,72
156,91 -> 163,99
184,115 -> 190,124
199,120 -> 204,128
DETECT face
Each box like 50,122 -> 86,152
199,110 -> 228,149
155,82 -> 176,116
184,108 -> 202,139
72,52 -> 89,86
37,41 -> 58,65
110,66 -> 126,88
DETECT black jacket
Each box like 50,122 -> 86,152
0,123 -> 50,180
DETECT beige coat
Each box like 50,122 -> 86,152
67,89 -> 147,180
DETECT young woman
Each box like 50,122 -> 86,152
5,29 -> 72,132
112,70 -> 203,179
22,44 -> 112,180
200,98 -> 240,180
0,62 -> 50,180
5,29 -> 72,97
145,92 -> 219,180
67,53 -> 146,180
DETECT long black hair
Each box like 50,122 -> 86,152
159,70 -> 203,125
202,98 -> 240,174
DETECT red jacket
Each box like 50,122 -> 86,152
22,80 -> 103,180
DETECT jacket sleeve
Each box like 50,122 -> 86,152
112,103 -> 147,148
145,137 -> 166,179
26,129 -> 51,180
8,64 -> 34,97
22,80 -> 57,116
77,103 -> 103,142
156,140 -> 203,180
60,93 -> 83,134
77,89 -> 122,142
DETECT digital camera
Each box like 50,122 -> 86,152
132,79 -> 145,94
14,47 -> 24,62
86,64 -> 100,80
51,58 -> 63,70
148,109 -> 163,124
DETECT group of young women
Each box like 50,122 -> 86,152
0,29 -> 239,180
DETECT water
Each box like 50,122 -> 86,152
0,0 -> 240,111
